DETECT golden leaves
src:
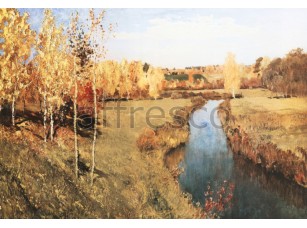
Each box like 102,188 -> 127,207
223,52 -> 241,94
35,9 -> 71,110
147,66 -> 164,99
0,9 -> 35,102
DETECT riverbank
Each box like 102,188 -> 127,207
162,96 -> 307,218
137,96 -> 207,159
137,91 -> 232,160
136,96 -> 209,186
136,96 -> 230,218
218,94 -> 307,188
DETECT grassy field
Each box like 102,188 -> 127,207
229,89 -> 307,155
217,89 -> 307,187
92,98 -> 197,218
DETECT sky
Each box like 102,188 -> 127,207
19,8 -> 307,68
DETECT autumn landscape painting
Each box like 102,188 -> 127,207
0,8 -> 306,219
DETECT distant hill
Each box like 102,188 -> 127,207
165,74 -> 188,81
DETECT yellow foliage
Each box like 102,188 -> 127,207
35,9 -> 71,111
0,8 -> 35,101
223,52 -> 240,98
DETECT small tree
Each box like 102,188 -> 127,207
147,66 -> 164,99
223,52 -> 240,98
68,12 -> 93,178
127,61 -> 141,98
87,8 -> 112,186
137,62 -> 149,98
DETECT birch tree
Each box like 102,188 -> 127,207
36,9 -> 53,142
87,8 -> 109,186
147,66 -> 164,99
48,46 -> 71,142
37,9 -> 70,142
223,52 -> 240,98
68,13 -> 81,178
68,12 -> 93,178
47,26 -> 71,141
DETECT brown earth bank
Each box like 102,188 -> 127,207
161,90 -> 235,100
218,100 -> 307,188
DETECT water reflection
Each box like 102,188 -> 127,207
165,100 -> 307,218
230,155 -> 307,218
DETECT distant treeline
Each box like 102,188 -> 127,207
164,74 -> 208,82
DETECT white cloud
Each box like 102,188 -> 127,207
23,9 -> 307,68
107,15 -> 260,68
106,11 -> 307,68
116,15 -> 257,41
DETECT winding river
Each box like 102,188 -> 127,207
165,100 -> 307,218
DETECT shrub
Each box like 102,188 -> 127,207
136,128 -> 159,152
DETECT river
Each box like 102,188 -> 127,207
165,100 -> 307,218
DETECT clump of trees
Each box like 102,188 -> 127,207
223,48 -> 307,97
36,9 -> 70,142
240,57 -> 269,89
0,8 -> 165,184
262,48 -> 307,97
0,9 -> 36,126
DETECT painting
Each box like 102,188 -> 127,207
0,5 -> 306,220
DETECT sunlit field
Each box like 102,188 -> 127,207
230,89 -> 307,153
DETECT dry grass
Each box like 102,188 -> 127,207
0,125 -> 108,218
219,89 -> 307,187
136,96 -> 208,155
1,98 -> 201,218
95,98 -> 199,218
230,90 -> 307,154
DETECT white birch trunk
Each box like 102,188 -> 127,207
12,96 -> 15,126
43,92 -> 47,143
73,57 -> 79,178
232,88 -> 236,99
91,73 -> 97,186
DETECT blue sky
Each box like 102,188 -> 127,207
19,8 -> 307,68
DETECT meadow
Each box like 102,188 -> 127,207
219,89 -> 307,187
231,89 -> 307,156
